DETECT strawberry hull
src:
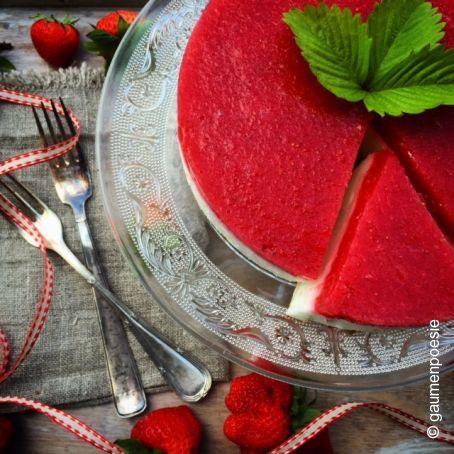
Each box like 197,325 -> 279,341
308,151 -> 454,326
178,0 -> 371,280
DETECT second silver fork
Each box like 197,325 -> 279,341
34,99 -> 146,417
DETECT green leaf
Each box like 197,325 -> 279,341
86,29 -> 120,45
368,0 -> 445,84
0,56 -> 15,73
118,15 -> 130,37
283,3 -> 372,103
290,387 -> 322,433
365,45 -> 454,115
284,0 -> 454,116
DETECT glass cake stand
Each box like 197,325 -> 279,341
96,0 -> 454,390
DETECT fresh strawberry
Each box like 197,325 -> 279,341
225,373 -> 292,414
84,10 -> 137,67
131,405 -> 202,454
0,416 -> 13,451
224,373 -> 332,453
224,403 -> 290,453
30,15 -> 79,68
96,10 -> 137,36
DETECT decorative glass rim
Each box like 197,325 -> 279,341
96,0 -> 454,390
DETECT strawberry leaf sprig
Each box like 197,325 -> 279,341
284,0 -> 454,116
0,42 -> 15,73
84,10 -> 137,68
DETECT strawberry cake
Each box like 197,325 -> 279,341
178,0 -> 454,326
287,151 -> 454,326
178,0 -> 372,281
378,108 -> 454,240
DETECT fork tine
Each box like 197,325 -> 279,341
59,97 -> 87,168
59,97 -> 77,136
0,177 -> 41,219
50,99 -> 69,139
32,107 -> 49,148
6,173 -> 52,213
41,102 -> 58,144
0,193 -> 38,246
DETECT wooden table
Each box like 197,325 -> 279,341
1,7 -> 453,454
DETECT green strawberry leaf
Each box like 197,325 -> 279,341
0,56 -> 15,73
284,0 -> 454,116
283,4 -> 371,103
367,0 -> 445,84
118,15 -> 130,37
290,387 -> 322,433
115,439 -> 163,454
86,29 -> 120,45
365,45 -> 454,115
62,15 -> 79,26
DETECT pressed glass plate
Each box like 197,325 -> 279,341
96,0 -> 454,390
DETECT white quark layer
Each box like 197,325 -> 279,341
287,154 -> 376,330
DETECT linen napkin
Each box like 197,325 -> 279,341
0,64 -> 229,408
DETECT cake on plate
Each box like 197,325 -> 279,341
178,0 -> 454,326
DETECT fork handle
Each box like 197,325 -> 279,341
76,219 -> 146,418
53,241 -> 212,402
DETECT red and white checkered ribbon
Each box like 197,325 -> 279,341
0,87 -> 124,454
0,87 -> 452,453
271,401 -> 454,453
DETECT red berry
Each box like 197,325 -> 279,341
224,404 -> 290,452
30,15 -> 79,68
224,374 -> 293,453
131,405 -> 202,454
96,10 -> 137,36
0,417 -> 13,451
225,373 -> 293,414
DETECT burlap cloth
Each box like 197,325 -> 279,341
0,65 -> 229,409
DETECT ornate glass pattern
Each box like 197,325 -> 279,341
97,0 -> 454,389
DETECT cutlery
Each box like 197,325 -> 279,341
0,174 -> 212,403
34,99 -> 146,418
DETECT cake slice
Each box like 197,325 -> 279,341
288,150 -> 454,326
178,0 -> 371,280
378,108 -> 454,240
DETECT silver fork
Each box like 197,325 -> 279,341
0,154 -> 212,404
34,99 -> 146,418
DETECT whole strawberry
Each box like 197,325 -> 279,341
96,10 -> 137,36
224,403 -> 290,453
130,405 -> 202,454
84,10 -> 137,67
225,373 -> 292,414
30,15 -> 79,68
224,373 -> 332,454
224,374 -> 293,453
0,416 -> 13,451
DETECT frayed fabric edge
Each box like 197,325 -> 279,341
0,62 -> 105,90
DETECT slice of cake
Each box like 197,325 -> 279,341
178,0 -> 371,281
378,108 -> 454,240
288,150 -> 454,326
